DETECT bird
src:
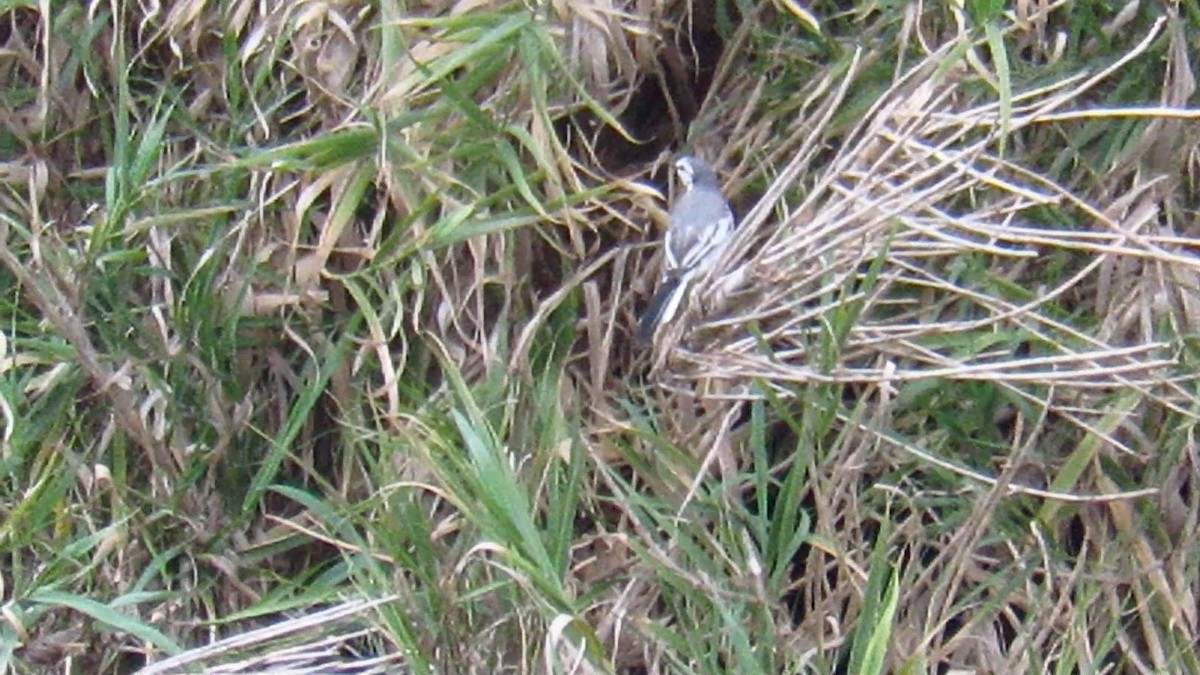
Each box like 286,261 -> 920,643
637,155 -> 736,343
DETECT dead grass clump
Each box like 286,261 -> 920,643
668,30 -> 1200,411
621,10 -> 1200,671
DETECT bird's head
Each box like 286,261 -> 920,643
674,155 -> 717,190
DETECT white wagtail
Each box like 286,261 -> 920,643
637,155 -> 736,342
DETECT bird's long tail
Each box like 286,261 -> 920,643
636,275 -> 686,344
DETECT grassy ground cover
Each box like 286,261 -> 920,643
2,0 -> 1200,672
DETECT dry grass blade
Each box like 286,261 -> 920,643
137,597 -> 402,674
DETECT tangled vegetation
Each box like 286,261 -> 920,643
2,0 -> 1200,673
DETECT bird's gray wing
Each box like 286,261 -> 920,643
665,189 -> 735,273
641,182 -> 735,340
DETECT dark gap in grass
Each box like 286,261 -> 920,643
560,0 -> 737,173
997,601 -> 1024,647
1062,511 -> 1087,558
310,390 -> 342,480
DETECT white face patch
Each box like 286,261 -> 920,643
674,158 -> 694,190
